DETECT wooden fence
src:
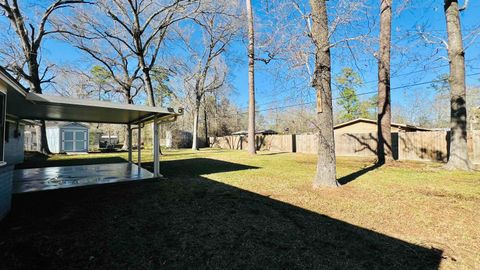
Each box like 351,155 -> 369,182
295,133 -> 381,156
398,131 -> 449,162
209,135 -> 244,150
295,134 -> 316,154
209,135 -> 293,152
397,131 -> 480,163
210,131 -> 480,164
210,133 -> 384,157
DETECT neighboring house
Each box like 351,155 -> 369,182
46,122 -> 89,153
334,118 -> 432,134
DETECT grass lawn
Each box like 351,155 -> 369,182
1,149 -> 479,269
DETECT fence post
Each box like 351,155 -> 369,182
292,134 -> 296,153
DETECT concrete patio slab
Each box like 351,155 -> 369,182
13,163 -> 154,193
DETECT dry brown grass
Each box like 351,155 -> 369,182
1,149 -> 478,269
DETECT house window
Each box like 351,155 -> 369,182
0,93 -> 5,162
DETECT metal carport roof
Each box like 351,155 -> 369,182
1,66 -> 180,124
2,69 -> 180,124
14,92 -> 179,124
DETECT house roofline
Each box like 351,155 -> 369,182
334,118 -> 432,131
0,66 -> 28,96
46,122 -> 90,129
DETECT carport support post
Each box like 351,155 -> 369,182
153,116 -> 160,177
127,124 -> 132,163
137,123 -> 141,171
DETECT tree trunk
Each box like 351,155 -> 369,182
142,69 -> 156,107
192,102 -> 200,150
141,65 -> 156,151
38,120 -> 51,154
121,126 -> 130,151
204,107 -> 209,147
135,45 -> 155,107
246,0 -> 256,155
377,0 -> 392,164
444,0 -> 471,170
309,0 -> 339,188
29,65 -> 51,155
121,97 -> 133,151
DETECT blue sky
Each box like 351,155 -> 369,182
228,0 -> 480,115
24,0 -> 480,119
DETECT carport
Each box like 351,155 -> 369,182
5,78 -> 180,193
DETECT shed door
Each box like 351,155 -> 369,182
62,129 -> 87,152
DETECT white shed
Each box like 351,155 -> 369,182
46,122 -> 89,153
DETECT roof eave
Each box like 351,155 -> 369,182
0,66 -> 28,96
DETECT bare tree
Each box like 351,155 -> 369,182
92,0 -> 197,107
308,0 -> 339,187
284,0 -> 371,187
59,0 -> 195,152
246,0 -> 256,154
60,5 -> 147,150
444,0 -> 471,170
377,0 -> 393,164
411,0 -> 479,169
61,7 -> 143,105
0,0 -> 89,154
177,1 -> 237,150
48,67 -> 99,98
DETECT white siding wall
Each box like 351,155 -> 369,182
46,127 -> 60,153
1,79 -> 12,221
0,165 -> 13,220
4,123 -> 24,165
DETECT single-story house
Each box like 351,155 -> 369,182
46,122 -> 89,153
334,118 -> 432,134
0,66 -> 181,220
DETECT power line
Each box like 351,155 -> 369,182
219,72 -> 480,118
240,63 -> 450,111
242,59 -> 477,111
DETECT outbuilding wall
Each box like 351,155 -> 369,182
46,127 -> 60,153
46,123 -> 89,153
4,122 -> 25,164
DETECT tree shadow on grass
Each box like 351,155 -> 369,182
161,149 -> 228,157
338,162 -> 384,185
259,152 -> 291,156
1,158 -> 442,269
142,158 -> 259,177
